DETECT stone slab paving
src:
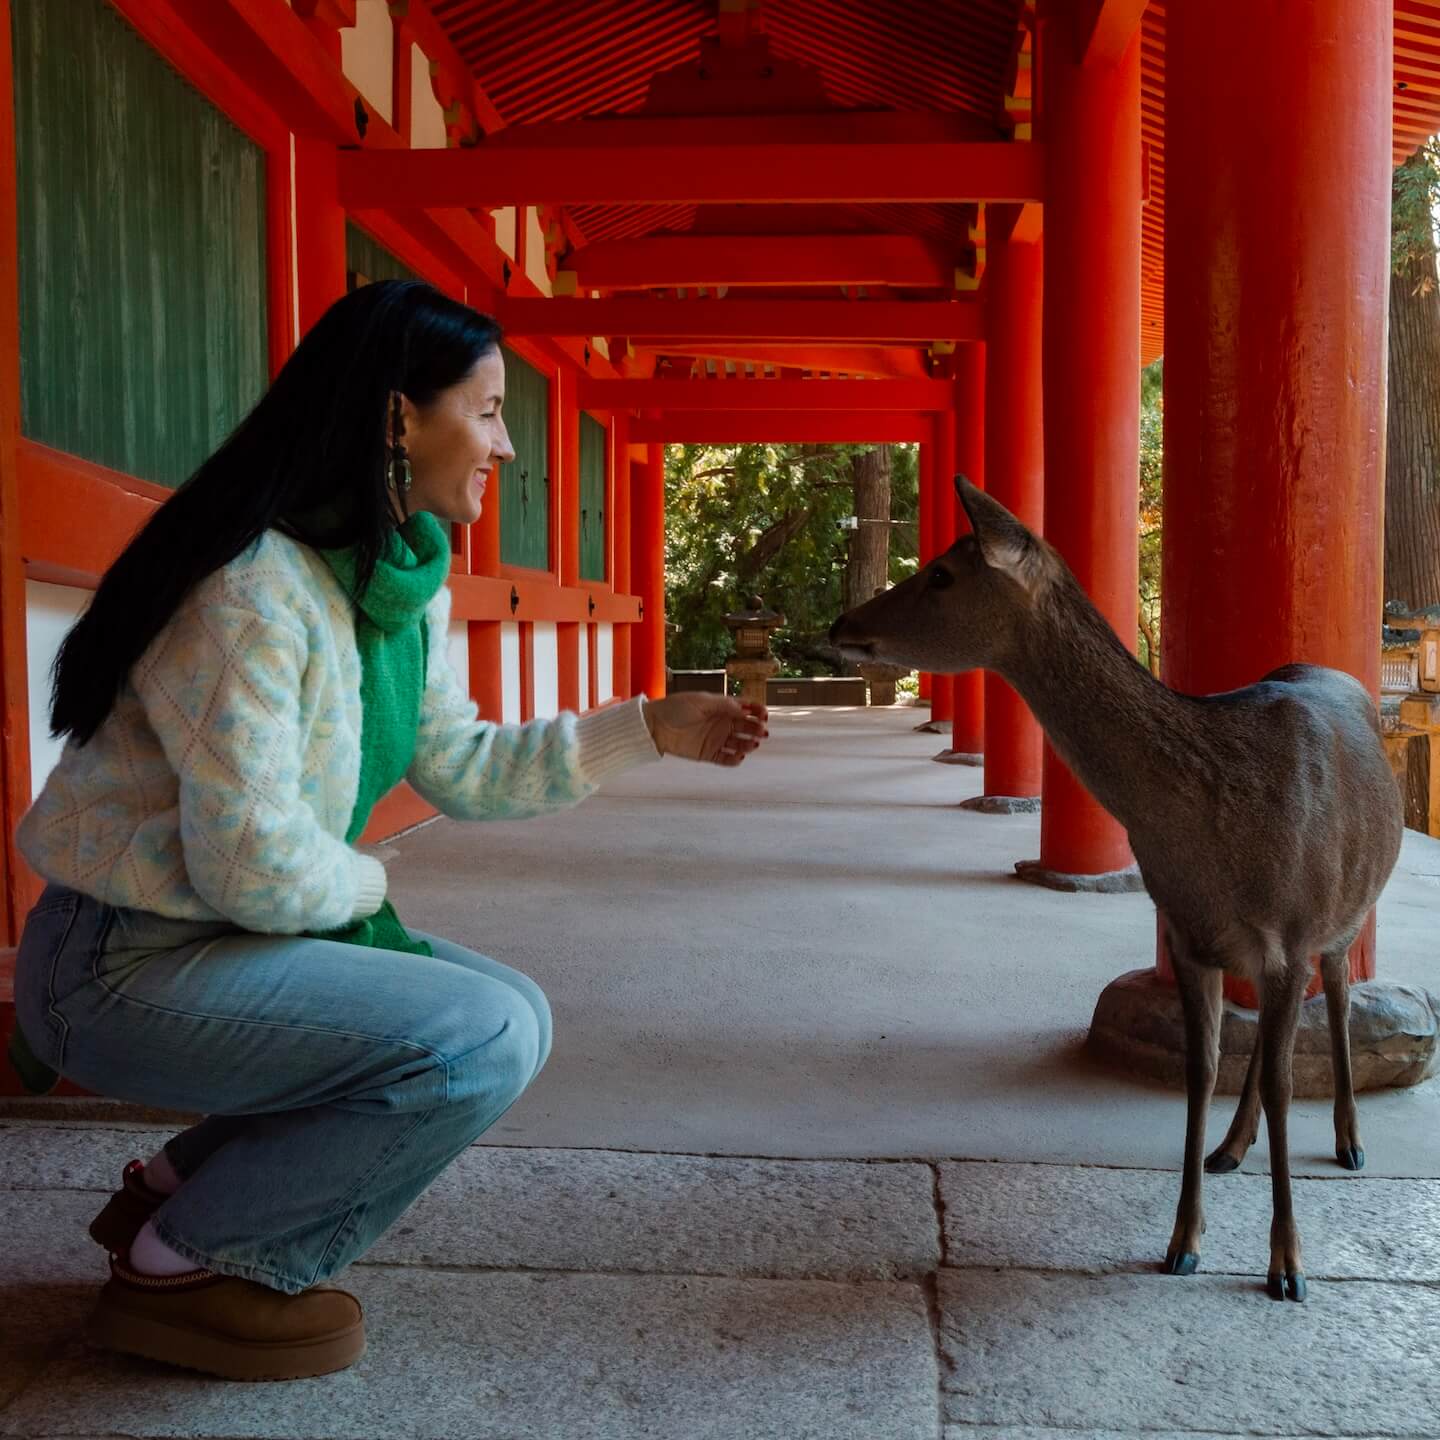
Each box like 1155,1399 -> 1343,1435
1,1269 -> 938,1440
939,1160 -> 1440,1281
0,1192 -> 112,1413
937,1268 -> 1440,1436
943,1433 -> 1426,1440
0,1125 -> 940,1281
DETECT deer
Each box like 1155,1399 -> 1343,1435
830,476 -> 1404,1303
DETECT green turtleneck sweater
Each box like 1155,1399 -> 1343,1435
307,509 -> 452,957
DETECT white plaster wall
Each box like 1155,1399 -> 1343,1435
446,620 -> 469,704
592,337 -> 610,360
340,0 -> 393,127
596,624 -> 614,704
494,207 -> 517,260
578,625 -> 589,709
25,583 -> 89,799
500,622 -> 521,725
531,621 -> 559,718
525,207 -> 552,296
411,45 -> 448,149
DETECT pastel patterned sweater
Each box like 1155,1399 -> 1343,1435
16,527 -> 660,933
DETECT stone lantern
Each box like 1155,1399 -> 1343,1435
723,594 -> 784,704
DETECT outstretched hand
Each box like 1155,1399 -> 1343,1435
642,693 -> 769,767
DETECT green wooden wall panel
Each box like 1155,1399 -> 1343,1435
346,223 -> 417,288
499,345 -> 550,569
12,0 -> 268,490
579,412 -> 606,582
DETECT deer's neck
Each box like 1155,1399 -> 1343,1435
1000,574 -> 1195,834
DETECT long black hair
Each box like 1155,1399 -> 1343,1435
49,280 -> 502,746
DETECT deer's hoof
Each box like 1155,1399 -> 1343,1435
1336,1145 -> 1365,1172
1266,1270 -> 1307,1302
1161,1250 -> 1199,1276
1204,1150 -> 1240,1174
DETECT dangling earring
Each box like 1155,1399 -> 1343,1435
388,390 -> 412,492
389,449 -> 413,492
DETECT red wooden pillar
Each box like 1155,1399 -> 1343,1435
557,370 -> 581,712
928,411 -> 955,728
916,436 -> 934,706
611,415 -> 633,699
0,0 -> 31,947
468,401 -> 504,722
949,347 -> 985,760
293,137 -> 346,338
1163,0 -> 1391,998
631,441 -> 667,698
1029,2 -> 1142,886
978,231 -> 1044,805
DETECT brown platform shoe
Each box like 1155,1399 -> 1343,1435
87,1254 -> 365,1381
88,1159 -> 167,1254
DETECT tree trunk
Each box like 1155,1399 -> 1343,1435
1386,197 -> 1440,610
843,445 -> 893,612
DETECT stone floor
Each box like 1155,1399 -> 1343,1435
4,1123 -> 1440,1438
3,705 -> 1438,1438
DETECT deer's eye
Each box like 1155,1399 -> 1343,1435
927,567 -> 955,591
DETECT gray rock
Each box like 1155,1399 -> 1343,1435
1089,968 -> 1440,1095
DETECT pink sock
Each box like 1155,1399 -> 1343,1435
129,1218 -> 200,1276
142,1149 -> 182,1196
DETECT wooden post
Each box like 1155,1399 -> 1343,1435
950,347 -> 985,759
631,441 -> 667,698
981,232 -> 1044,803
293,137 -> 346,338
928,411 -> 955,728
557,367 -> 581,711
1031,0 -> 1142,885
0,0 -> 30,946
611,414 -> 633,699
1163,0 -> 1391,1000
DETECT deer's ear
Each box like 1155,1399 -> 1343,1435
953,475 -> 1042,587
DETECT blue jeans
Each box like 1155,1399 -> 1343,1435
13,882 -> 551,1295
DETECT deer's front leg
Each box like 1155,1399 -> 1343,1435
1164,946 -> 1223,1276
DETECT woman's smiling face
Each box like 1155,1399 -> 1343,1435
394,349 -> 514,527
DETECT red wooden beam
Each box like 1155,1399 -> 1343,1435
338,138 -> 1046,208
637,345 -> 930,379
485,113 -> 1004,149
496,298 -> 984,342
629,411 -> 930,444
564,234 -> 959,290
578,379 -> 952,412
167,0 -> 382,143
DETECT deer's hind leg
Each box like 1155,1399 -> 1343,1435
1205,1026 -> 1262,1174
1321,942 -> 1364,1171
1163,933 -> 1224,1277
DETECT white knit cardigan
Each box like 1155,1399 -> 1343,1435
17,528 -> 659,933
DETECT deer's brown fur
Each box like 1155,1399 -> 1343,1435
830,476 -> 1404,1301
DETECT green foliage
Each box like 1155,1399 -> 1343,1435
1138,358 -> 1163,672
664,442 -> 918,674
1392,139 -> 1440,282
